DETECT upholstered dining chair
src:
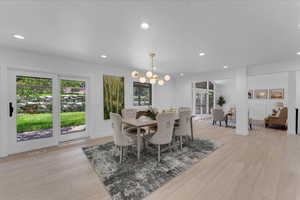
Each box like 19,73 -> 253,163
212,109 -> 225,126
175,107 -> 191,127
144,112 -> 176,162
226,110 -> 253,130
174,110 -> 192,150
178,107 -> 192,112
121,108 -> 137,120
227,111 -> 236,127
110,112 -> 143,163
121,108 -> 137,130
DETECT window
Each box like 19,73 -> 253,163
133,82 -> 152,106
195,81 -> 207,89
193,81 -> 215,115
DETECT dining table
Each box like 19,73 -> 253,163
122,115 -> 195,160
122,119 -> 157,160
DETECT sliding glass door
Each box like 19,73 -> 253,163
8,71 -> 59,154
16,76 -> 54,141
59,78 -> 87,141
8,70 -> 89,154
194,91 -> 207,114
193,81 -> 215,115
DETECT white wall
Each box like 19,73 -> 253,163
0,66 -> 8,157
248,73 -> 288,120
174,69 -> 234,108
153,82 -> 176,110
0,47 -> 176,156
215,80 -> 235,112
214,73 -> 288,120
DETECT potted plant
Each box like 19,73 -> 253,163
217,96 -> 226,108
147,107 -> 158,120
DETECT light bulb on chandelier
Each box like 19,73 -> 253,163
149,78 -> 156,84
146,71 -> 153,78
131,53 -> 170,86
164,74 -> 171,81
139,76 -> 146,83
158,79 -> 164,85
131,71 -> 139,78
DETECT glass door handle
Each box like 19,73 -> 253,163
9,102 -> 14,117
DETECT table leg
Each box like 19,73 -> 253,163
191,116 -> 194,141
137,127 -> 141,160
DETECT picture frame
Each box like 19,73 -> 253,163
248,89 -> 253,99
103,75 -> 125,120
254,89 -> 268,99
269,88 -> 284,99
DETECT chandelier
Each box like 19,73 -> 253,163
131,53 -> 170,86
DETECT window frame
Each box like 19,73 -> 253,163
133,81 -> 152,106
193,81 -> 215,115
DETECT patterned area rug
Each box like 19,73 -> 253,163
82,139 -> 220,200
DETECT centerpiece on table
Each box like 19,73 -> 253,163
137,107 -> 158,120
146,107 -> 158,120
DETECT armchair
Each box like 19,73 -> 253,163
212,109 -> 225,126
264,107 -> 288,129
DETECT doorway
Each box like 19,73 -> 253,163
192,81 -> 215,115
8,70 -> 89,154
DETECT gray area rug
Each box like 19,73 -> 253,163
82,139 -> 220,200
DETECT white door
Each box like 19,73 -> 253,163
193,89 -> 207,115
59,77 -> 88,142
8,70 -> 59,154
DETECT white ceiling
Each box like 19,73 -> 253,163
0,0 -> 299,73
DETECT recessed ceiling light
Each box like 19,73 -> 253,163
180,73 -> 184,76
140,22 -> 150,30
199,52 -> 205,56
101,54 -> 107,58
223,65 -> 228,69
13,34 -> 24,40
297,52 -> 300,55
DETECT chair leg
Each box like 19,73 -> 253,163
158,144 -> 161,162
124,146 -> 128,157
119,146 -> 123,164
180,136 -> 183,150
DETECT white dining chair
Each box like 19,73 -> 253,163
121,108 -> 138,130
144,112 -> 176,162
227,111 -> 236,127
174,110 -> 192,150
121,108 -> 137,120
178,107 -> 192,112
110,112 -> 143,163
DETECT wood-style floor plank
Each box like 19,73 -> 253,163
0,120 -> 295,200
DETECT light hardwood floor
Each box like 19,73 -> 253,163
0,121 -> 297,200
